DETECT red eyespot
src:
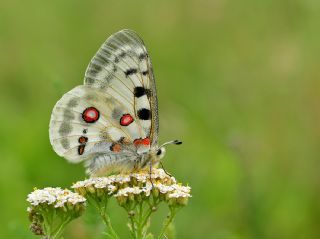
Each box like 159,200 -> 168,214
134,137 -> 151,146
120,114 -> 134,126
82,107 -> 100,123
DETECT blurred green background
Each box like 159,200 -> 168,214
1,0 -> 320,238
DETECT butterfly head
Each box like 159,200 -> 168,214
154,140 -> 182,160
156,147 -> 166,159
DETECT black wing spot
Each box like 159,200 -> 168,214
142,70 -> 149,76
134,87 -> 146,97
125,68 -> 138,77
139,53 -> 148,61
134,87 -> 151,98
137,108 -> 151,120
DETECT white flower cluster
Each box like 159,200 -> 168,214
115,187 -> 143,197
72,177 -> 117,195
27,187 -> 86,208
168,184 -> 191,198
114,182 -> 191,198
72,169 -> 191,206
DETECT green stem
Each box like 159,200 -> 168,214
42,217 -> 51,238
101,213 -> 118,238
52,216 -> 72,239
140,201 -> 158,234
87,194 -> 120,239
41,209 -> 53,238
157,208 -> 177,239
129,215 -> 137,239
141,207 -> 152,231
134,199 -> 159,239
136,203 -> 144,239
100,210 -> 119,239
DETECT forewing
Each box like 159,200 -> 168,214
84,29 -> 159,147
49,85 -> 143,163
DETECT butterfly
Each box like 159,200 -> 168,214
49,29 -> 181,176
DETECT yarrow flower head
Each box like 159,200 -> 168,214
113,169 -> 191,207
27,187 -> 86,208
26,187 -> 86,238
167,184 -> 191,206
72,177 -> 117,201
26,169 -> 191,238
71,168 -> 191,238
72,168 -> 191,208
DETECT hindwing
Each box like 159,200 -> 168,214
50,85 -> 144,162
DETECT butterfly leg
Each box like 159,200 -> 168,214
160,162 -> 172,177
149,161 -> 154,189
133,161 -> 138,171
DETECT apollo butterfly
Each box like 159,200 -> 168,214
49,29 -> 181,176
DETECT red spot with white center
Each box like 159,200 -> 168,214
82,107 -> 100,123
120,114 -> 134,126
134,137 -> 151,147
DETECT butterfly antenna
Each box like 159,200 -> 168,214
159,140 -> 182,148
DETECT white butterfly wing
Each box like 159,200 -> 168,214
49,85 -> 142,163
84,29 -> 159,147
49,29 -> 160,175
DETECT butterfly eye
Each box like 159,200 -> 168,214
156,147 -> 166,159
156,149 -> 162,156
